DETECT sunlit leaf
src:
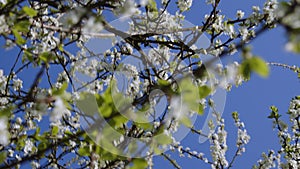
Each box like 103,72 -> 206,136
0,152 -> 7,164
146,0 -> 158,13
78,146 -> 90,156
250,57 -> 269,77
14,20 -> 30,33
51,126 -> 59,136
12,29 -> 26,45
130,158 -> 148,169
240,57 -> 269,79
23,6 -> 38,17
199,85 -> 211,99
52,82 -> 68,96
155,134 -> 172,145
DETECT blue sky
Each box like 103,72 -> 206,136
0,0 -> 299,168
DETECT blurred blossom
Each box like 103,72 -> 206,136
0,118 -> 9,145
50,97 -> 70,122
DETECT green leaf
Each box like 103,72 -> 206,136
23,49 -> 34,63
153,145 -> 163,154
39,52 -> 52,63
180,78 -> 203,114
109,115 -> 128,128
250,57 -> 269,77
268,111 -> 280,119
51,126 -> 59,136
35,127 -> 40,136
198,85 -> 211,99
157,79 -> 170,86
15,20 -> 30,33
100,151 -> 118,160
280,1 -> 290,9
78,146 -> 90,156
232,111 -> 239,121
98,99 -> 113,118
0,107 -> 12,117
287,34 -> 300,53
23,6 -> 38,17
198,104 -> 204,115
146,0 -> 158,13
191,54 -> 200,58
38,142 -> 48,152
12,29 -> 26,45
240,61 -> 251,79
52,82 -> 68,95
135,122 -> 153,130
130,158 -> 148,169
128,140 -> 138,155
240,57 -> 269,79
76,92 -> 100,125
16,135 -> 27,150
155,134 -> 172,145
0,152 -> 7,164
33,127 -> 45,142
58,43 -> 64,52
270,105 -> 278,113
100,126 -> 121,154
64,130 -> 73,136
102,85 -> 113,104
180,115 -> 192,127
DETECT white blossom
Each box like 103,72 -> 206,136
8,149 -> 14,157
121,0 -> 139,18
140,0 -> 149,6
13,78 -> 23,91
0,1 -> 299,168
170,97 -> 188,120
236,10 -> 245,19
50,97 -> 70,122
263,0 -> 278,24
177,0 -> 193,12
82,17 -> 103,34
0,0 -> 6,5
211,14 -> 225,33
252,6 -> 260,13
228,43 -> 237,55
0,118 -> 9,145
237,128 -> 250,145
31,161 -> 40,169
0,15 -> 8,34
288,98 -> 300,119
206,0 -> 215,5
224,23 -> 235,39
239,27 -> 249,41
24,139 -> 34,155
59,7 -> 86,28
161,0 -> 168,5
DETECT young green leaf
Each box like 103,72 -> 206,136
249,57 -> 270,77
12,29 -> 26,45
23,6 -> 38,17
52,82 -> 68,95
146,0 -> 158,13
78,146 -> 90,156
51,126 -> 59,136
130,158 -> 148,169
240,57 -> 269,79
0,152 -> 7,164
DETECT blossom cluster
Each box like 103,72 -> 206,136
0,0 -> 299,168
253,96 -> 300,168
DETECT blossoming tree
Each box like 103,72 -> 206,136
0,0 -> 299,168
